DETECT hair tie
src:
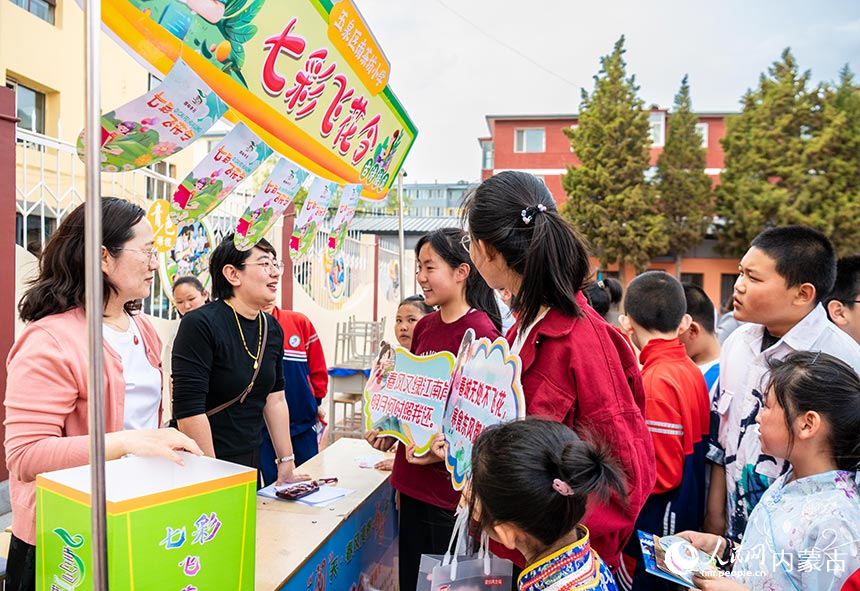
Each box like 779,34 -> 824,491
520,203 -> 547,225
552,478 -> 575,497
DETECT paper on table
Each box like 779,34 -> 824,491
257,482 -> 355,508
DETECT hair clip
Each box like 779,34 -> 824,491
520,203 -> 548,225
552,478 -> 575,497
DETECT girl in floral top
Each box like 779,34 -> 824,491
469,419 -> 626,591
681,351 -> 860,591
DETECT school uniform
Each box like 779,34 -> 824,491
492,294 -> 657,579
622,337 -> 710,590
259,307 -> 328,484
389,309 -> 500,591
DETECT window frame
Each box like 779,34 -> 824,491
7,79 -> 47,135
514,128 -> 546,154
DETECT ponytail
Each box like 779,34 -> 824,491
558,438 -> 628,506
470,419 -> 628,548
463,171 -> 591,329
415,228 -> 502,331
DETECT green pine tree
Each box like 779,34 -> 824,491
561,36 -> 667,281
802,65 -> 860,256
714,49 -> 824,255
656,75 -> 713,277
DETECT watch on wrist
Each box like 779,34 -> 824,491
274,454 -> 295,465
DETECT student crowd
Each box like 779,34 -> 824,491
5,171 -> 860,591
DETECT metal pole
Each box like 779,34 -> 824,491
396,169 -> 406,300
84,0 -> 108,589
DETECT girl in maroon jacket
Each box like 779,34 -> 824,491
366,228 -> 500,591
462,170 -> 656,585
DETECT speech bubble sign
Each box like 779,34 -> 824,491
363,342 -> 454,455
442,329 -> 526,490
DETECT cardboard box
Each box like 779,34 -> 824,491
36,453 -> 256,591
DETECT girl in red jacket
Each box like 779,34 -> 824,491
462,170 -> 656,583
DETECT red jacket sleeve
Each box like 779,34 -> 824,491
644,381 -> 685,494
301,316 -> 328,400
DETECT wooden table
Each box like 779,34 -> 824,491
255,438 -> 397,591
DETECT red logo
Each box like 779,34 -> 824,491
484,578 -> 504,586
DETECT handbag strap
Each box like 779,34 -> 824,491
206,312 -> 268,418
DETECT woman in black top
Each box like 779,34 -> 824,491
172,234 -> 308,485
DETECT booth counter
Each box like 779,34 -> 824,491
255,438 -> 397,591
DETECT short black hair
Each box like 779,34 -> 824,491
623,271 -> 686,333
682,283 -> 717,334
827,255 -> 860,308
751,225 -> 836,302
209,233 -> 276,300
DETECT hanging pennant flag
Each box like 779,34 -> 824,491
170,122 -> 273,225
326,183 -> 361,258
290,177 -> 337,259
77,60 -> 227,172
233,158 -> 309,251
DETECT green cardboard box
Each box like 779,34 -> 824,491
36,453 -> 256,591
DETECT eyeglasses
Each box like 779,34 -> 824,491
244,259 -> 285,274
460,234 -> 472,253
118,247 -> 159,261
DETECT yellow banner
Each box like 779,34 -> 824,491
101,0 -> 417,199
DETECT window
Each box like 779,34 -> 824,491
9,0 -> 55,24
16,212 -> 56,254
7,80 -> 46,134
649,112 -> 666,147
147,161 -> 177,201
514,128 -> 545,153
695,122 -> 709,148
569,124 -> 579,152
481,140 -> 494,169
720,274 -> 739,313
681,273 -> 704,288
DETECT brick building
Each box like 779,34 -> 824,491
478,109 -> 741,309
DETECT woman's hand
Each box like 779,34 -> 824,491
364,429 -> 396,452
275,460 -> 311,486
107,428 -> 204,465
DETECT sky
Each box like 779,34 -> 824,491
355,0 -> 860,185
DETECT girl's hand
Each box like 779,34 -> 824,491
404,444 -> 443,465
429,432 -> 447,460
676,531 -> 726,557
109,428 -> 203,465
692,574 -> 749,590
364,429 -> 396,452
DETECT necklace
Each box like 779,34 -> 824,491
225,300 -> 262,369
103,313 -> 139,345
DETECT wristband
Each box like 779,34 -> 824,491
274,454 -> 295,465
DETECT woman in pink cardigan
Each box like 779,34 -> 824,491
4,198 -> 202,591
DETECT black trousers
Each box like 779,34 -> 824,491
398,492 -> 456,591
7,533 -> 36,591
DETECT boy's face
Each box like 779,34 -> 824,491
733,247 -> 799,327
